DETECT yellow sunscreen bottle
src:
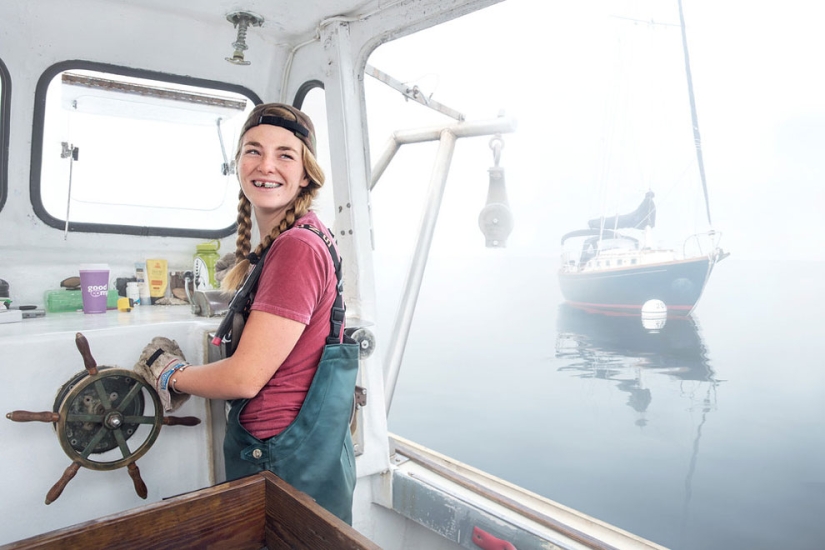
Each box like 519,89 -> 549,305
146,259 -> 168,304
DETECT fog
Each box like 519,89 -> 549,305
363,0 -> 825,262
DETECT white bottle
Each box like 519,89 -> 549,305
139,283 -> 151,306
126,281 -> 141,306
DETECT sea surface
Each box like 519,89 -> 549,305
381,256 -> 825,550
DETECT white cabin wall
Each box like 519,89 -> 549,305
0,311 -> 220,545
0,0 -> 286,306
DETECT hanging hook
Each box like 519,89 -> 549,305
489,134 -> 504,167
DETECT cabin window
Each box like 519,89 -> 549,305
32,63 -> 258,236
0,58 -> 8,212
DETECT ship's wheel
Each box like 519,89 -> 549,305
5,332 -> 200,504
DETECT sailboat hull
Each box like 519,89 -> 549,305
558,256 -> 713,316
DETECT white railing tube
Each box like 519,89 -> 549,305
370,116 -> 517,191
383,129 -> 456,414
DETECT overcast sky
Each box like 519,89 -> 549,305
361,0 -> 825,262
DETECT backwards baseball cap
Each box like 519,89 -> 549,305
241,103 -> 317,156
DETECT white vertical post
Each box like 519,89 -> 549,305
317,20 -> 389,478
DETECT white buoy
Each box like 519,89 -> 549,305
641,299 -> 667,332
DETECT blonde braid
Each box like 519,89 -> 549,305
234,191 -> 253,263
221,192 -> 315,292
221,191 -> 254,291
248,191 -> 314,259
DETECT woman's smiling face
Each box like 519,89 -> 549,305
238,124 -> 309,228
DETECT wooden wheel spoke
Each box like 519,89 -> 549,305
75,333 -> 98,375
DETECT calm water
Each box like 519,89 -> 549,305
383,256 -> 825,550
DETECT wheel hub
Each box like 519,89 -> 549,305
104,411 -> 124,429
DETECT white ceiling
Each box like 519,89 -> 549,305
129,0 -> 381,41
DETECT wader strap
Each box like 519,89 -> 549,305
214,223 -> 343,348
296,224 -> 345,345
211,245 -> 272,346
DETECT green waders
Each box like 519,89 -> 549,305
223,339 -> 358,524
221,224 -> 359,524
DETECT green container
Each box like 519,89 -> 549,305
45,289 -> 119,313
193,240 -> 221,290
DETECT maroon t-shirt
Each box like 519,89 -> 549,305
239,211 -> 341,439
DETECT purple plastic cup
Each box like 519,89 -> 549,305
79,264 -> 109,314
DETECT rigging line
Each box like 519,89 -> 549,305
677,0 -> 712,226
610,14 -> 680,28
597,34 -> 623,241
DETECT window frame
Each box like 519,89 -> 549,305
0,57 -> 10,212
293,80 -> 324,109
30,60 -> 262,238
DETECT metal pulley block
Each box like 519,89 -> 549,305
478,199 -> 514,248
478,135 -> 514,248
5,332 -> 201,504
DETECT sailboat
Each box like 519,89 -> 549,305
558,0 -> 728,317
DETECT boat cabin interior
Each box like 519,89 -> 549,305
0,1 -> 665,548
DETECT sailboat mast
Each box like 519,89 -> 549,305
677,0 -> 712,226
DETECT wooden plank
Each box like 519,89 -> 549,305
2,476 -> 267,550
261,472 -> 381,550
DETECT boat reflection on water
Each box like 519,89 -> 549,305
555,303 -> 722,539
555,302 -> 717,426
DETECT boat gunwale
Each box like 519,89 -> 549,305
390,434 -> 667,550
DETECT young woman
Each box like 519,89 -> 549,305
135,103 -> 358,524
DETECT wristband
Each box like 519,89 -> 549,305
158,362 -> 187,392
